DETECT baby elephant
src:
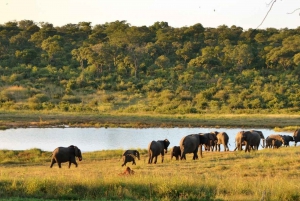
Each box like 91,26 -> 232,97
50,145 -> 82,168
122,154 -> 136,167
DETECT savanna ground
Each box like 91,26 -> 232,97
0,110 -> 300,130
0,147 -> 300,201
1,111 -> 300,200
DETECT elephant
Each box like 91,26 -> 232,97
50,145 -> 82,168
148,139 -> 170,164
250,130 -> 265,148
170,146 -> 181,160
213,131 -> 229,151
293,129 -> 300,146
122,154 -> 136,167
202,132 -> 218,151
265,134 -> 285,149
122,150 -> 140,160
234,131 -> 245,151
234,130 -> 265,151
180,134 -> 207,160
241,131 -> 261,152
281,135 -> 294,147
273,140 -> 283,149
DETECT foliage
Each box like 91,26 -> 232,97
0,20 -> 300,114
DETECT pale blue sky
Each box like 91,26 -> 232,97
0,0 -> 299,29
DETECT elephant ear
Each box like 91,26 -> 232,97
164,139 -> 170,148
69,146 -> 76,155
74,146 -> 81,157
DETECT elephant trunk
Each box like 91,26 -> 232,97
262,139 -> 265,148
78,156 -> 82,161
164,149 -> 168,154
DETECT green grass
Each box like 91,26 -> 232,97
0,110 -> 300,130
1,148 -> 300,200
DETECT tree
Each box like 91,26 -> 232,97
41,35 -> 63,64
71,47 -> 92,69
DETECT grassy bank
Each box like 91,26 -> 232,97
0,110 -> 300,130
0,148 -> 300,200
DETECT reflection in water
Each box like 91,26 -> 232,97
0,127 -> 294,152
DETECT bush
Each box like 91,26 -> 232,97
61,95 -> 81,103
28,93 -> 49,103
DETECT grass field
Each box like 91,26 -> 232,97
0,110 -> 300,130
0,147 -> 300,200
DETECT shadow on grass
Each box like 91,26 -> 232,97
0,180 -> 223,201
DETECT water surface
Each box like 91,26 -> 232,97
0,127 -> 294,152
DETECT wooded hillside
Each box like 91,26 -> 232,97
0,20 -> 300,114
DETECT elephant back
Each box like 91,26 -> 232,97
268,134 -> 285,143
293,129 -> 300,142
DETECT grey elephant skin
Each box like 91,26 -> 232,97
180,134 -> 207,160
251,130 -> 265,148
234,131 -> 245,151
242,131 -> 261,152
122,150 -> 140,160
170,146 -> 181,160
122,154 -> 136,167
148,139 -> 170,164
50,145 -> 82,168
266,134 -> 285,149
235,130 -> 265,151
214,131 -> 229,151
293,129 -> 300,146
281,135 -> 294,147
202,133 -> 218,151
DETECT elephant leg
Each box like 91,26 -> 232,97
58,163 -> 62,168
133,160 -> 136,165
161,155 -> 164,163
69,162 -> 71,168
225,144 -> 229,151
148,154 -> 152,164
50,159 -> 56,168
154,156 -> 157,164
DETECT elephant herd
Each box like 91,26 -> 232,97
49,129 -> 300,168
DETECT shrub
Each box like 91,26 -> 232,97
61,95 -> 81,103
28,93 -> 50,103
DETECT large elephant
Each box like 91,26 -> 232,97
180,134 -> 207,160
122,150 -> 140,160
250,130 -> 265,148
170,146 -> 181,160
242,131 -> 261,152
281,135 -> 294,147
202,132 -> 218,151
148,139 -> 170,164
50,145 -> 82,168
234,130 -> 265,151
293,129 -> 300,146
234,131 -> 245,151
265,134 -> 285,149
213,131 -> 229,151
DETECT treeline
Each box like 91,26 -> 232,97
0,20 -> 300,114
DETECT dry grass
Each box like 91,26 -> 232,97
0,110 -> 300,130
1,147 -> 300,200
